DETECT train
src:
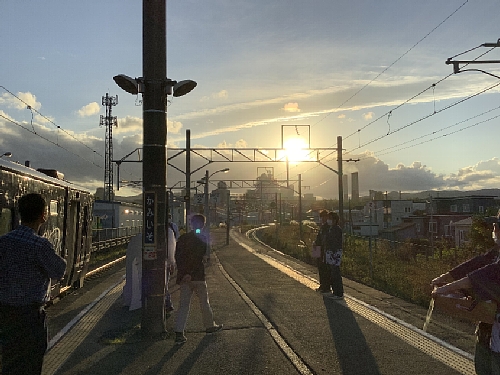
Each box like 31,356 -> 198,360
0,158 -> 94,299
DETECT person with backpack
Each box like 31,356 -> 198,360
173,214 -> 223,344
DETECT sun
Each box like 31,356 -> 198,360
279,137 -> 313,164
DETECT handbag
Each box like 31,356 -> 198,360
311,245 -> 321,259
433,293 -> 496,324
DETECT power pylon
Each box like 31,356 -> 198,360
100,93 -> 118,201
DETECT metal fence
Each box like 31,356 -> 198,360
91,226 -> 142,251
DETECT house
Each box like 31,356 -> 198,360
450,217 -> 473,248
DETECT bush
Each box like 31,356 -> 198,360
258,225 -> 476,308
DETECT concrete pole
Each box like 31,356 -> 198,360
226,192 -> 230,245
298,173 -> 302,242
141,0 -> 167,336
337,136 -> 344,229
185,129 -> 191,230
204,170 -> 210,257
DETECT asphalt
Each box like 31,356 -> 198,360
40,229 -> 479,375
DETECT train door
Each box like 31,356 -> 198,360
70,197 -> 83,287
77,203 -> 92,288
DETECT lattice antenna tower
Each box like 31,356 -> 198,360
100,93 -> 118,201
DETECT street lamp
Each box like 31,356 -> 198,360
197,168 -> 229,257
0,152 -> 12,158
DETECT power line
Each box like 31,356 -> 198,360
371,105 -> 500,156
0,85 -> 103,158
347,79 -> 500,153
0,112 -> 103,169
310,0 -> 470,129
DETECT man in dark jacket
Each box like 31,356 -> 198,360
173,214 -> 223,344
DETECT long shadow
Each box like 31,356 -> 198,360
324,298 -> 381,375
144,335 -> 214,375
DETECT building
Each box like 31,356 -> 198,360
93,200 -> 143,229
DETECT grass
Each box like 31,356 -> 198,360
259,224 -> 475,308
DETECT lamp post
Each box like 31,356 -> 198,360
198,168 -> 229,257
112,0 -> 197,337
0,152 -> 12,158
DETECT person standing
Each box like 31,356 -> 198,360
168,213 -> 180,240
165,221 -> 176,315
325,211 -> 344,299
431,213 -> 500,374
174,214 -> 223,344
0,193 -> 67,375
314,210 -> 331,293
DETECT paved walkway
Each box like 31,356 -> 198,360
41,229 -> 476,375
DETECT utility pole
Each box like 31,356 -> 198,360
185,129 -> 191,230
141,0 -> 167,336
226,193 -> 230,245
337,136 -> 344,229
100,93 -> 118,201
204,170 -> 210,256
298,173 -> 302,242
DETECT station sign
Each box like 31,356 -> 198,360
144,191 -> 157,247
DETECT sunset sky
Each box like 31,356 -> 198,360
2,0 -> 500,199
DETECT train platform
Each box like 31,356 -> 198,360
42,229 -> 478,375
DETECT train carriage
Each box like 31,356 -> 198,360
0,159 -> 93,299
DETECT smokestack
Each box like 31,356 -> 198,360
351,172 -> 359,202
343,174 -> 348,202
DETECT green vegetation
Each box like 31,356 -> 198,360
89,245 -> 127,269
258,218 -> 495,308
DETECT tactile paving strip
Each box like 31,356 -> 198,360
42,279 -> 125,375
236,230 -> 475,375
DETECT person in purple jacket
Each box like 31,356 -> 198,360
432,217 -> 500,375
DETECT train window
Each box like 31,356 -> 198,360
50,200 -> 58,216
0,208 -> 13,236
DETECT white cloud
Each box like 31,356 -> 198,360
116,116 -> 142,134
167,119 -> 183,134
282,102 -> 301,113
363,111 -> 374,120
0,92 -> 41,111
77,102 -> 100,117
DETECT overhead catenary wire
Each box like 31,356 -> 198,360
0,112 -> 103,169
310,0 -> 470,130
0,85 -> 103,158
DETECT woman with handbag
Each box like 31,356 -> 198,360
325,212 -> 344,299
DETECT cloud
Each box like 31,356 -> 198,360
200,90 -> 229,102
215,90 -> 228,99
363,111 -> 374,120
338,114 -> 346,119
282,102 -> 301,113
116,116 -> 142,134
77,102 -> 100,117
0,92 -> 41,111
167,119 -> 183,134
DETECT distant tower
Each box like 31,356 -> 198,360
100,93 -> 118,201
351,172 -> 359,202
343,174 -> 349,202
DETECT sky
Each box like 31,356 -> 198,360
2,0 -> 500,200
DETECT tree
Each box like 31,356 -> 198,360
469,215 -> 495,254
